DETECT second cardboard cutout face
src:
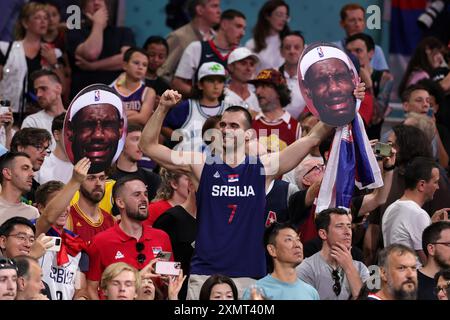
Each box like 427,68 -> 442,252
298,42 -> 359,127
63,84 -> 127,174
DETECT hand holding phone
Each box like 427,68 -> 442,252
155,261 -> 181,276
45,236 -> 62,252
373,142 -> 392,158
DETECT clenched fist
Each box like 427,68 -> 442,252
158,90 -> 182,110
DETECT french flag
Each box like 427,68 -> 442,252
227,174 -> 239,183
316,113 -> 383,213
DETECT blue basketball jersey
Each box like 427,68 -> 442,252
113,82 -> 147,112
190,155 -> 267,278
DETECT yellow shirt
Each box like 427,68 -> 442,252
70,179 -> 116,214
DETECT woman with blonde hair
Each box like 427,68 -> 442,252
0,2 -> 65,122
101,262 -> 141,300
145,168 -> 190,226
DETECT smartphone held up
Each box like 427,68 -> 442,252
155,261 -> 181,276
373,142 -> 392,158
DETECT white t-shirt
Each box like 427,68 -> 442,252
283,70 -> 306,120
21,110 -> 56,150
35,153 -> 74,185
246,34 -> 285,72
382,199 -> 431,250
224,86 -> 261,112
39,250 -> 82,300
0,196 -> 40,226
175,41 -> 202,80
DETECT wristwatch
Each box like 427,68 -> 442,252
383,164 -> 396,171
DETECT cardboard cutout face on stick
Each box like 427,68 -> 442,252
63,84 -> 127,174
298,42 -> 360,127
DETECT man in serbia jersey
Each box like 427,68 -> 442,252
139,90 -> 330,299
192,154 -> 266,278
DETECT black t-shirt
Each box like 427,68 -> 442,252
153,205 -> 197,300
145,77 -> 171,97
26,54 -> 41,94
66,22 -> 135,98
152,205 -> 197,276
417,270 -> 438,300
109,167 -> 161,201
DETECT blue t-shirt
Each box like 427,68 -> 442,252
242,274 -> 320,300
190,155 -> 267,278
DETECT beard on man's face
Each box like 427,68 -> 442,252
125,207 -> 148,221
80,184 -> 104,204
435,252 -> 450,270
391,281 -> 417,300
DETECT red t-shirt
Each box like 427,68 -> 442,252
146,199 -> 173,226
252,112 -> 301,149
86,223 -> 173,281
67,204 -> 115,244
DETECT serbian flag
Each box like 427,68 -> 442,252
315,113 -> 383,213
47,227 -> 88,266
227,174 -> 239,183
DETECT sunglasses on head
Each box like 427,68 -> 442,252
0,257 -> 18,271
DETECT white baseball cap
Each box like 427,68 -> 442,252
227,47 -> 259,65
197,62 -> 227,81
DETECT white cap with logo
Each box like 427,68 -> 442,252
197,62 -> 227,81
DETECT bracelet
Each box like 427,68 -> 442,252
383,164 -> 396,171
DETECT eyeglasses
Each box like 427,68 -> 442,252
434,281 -> 450,295
432,242 -> 450,247
303,164 -> 325,179
32,144 -> 51,155
136,242 -> 146,264
7,233 -> 35,244
331,269 -> 342,296
0,257 -> 18,271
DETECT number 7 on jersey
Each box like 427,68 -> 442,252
227,204 -> 238,224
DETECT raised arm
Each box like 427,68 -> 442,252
359,147 -> 396,214
35,158 -> 90,236
139,90 -> 201,177
261,121 -> 332,181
